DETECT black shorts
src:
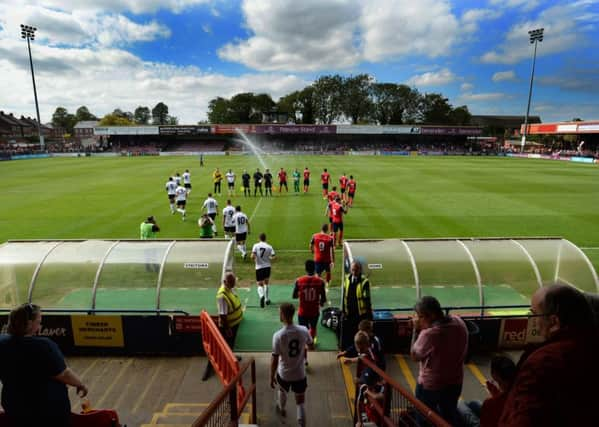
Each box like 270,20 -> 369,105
235,232 -> 247,242
280,181 -> 287,186
224,226 -> 235,233
304,179 -> 309,186
348,192 -> 355,198
243,182 -> 250,189
184,183 -> 191,189
298,314 -> 319,331
177,200 -> 186,207
276,373 -> 307,394
340,187 -> 346,194
256,267 -> 271,282
228,182 -> 234,189
265,183 -> 272,188
168,194 -> 175,201
322,183 -> 329,190
208,213 -> 217,220
333,222 -> 343,232
314,261 -> 330,274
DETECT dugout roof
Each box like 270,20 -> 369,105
342,237 -> 599,315
0,239 -> 234,312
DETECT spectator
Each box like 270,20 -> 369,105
140,215 -> 159,239
458,355 -> 517,427
198,214 -> 215,238
341,261 -> 373,349
499,284 -> 599,427
0,303 -> 88,426
337,319 -> 385,371
410,296 -> 468,425
216,273 -> 243,351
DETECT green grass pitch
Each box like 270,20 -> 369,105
1,155 -> 598,297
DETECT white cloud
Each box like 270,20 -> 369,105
459,92 -> 507,102
0,39 -> 308,123
219,0 -> 463,71
201,24 -> 212,34
481,3 -> 597,64
1,5 -> 171,47
489,0 -> 540,11
492,70 -> 517,82
461,82 -> 474,91
406,68 -> 455,87
6,0 -> 212,15
460,8 -> 502,33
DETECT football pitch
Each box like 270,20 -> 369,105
1,155 -> 598,315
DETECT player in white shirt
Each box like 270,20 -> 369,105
165,177 -> 177,214
182,169 -> 192,194
175,185 -> 187,220
270,303 -> 312,427
232,206 -> 250,259
202,193 -> 218,235
173,172 -> 182,186
225,169 -> 236,197
222,199 -> 236,239
251,233 -> 276,308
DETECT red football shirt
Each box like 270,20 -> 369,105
278,170 -> 287,182
348,179 -> 356,193
331,201 -> 344,223
328,190 -> 339,203
311,232 -> 334,263
303,169 -> 310,180
295,274 -> 326,317
321,172 -> 330,184
339,175 -> 349,189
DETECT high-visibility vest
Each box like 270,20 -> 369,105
216,285 -> 243,327
343,275 -> 370,316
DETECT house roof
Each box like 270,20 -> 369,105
74,121 -> 100,129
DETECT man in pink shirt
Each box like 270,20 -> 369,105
411,296 -> 468,425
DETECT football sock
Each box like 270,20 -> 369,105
297,402 -> 305,423
277,388 -> 287,411
257,285 -> 264,298
264,285 -> 269,300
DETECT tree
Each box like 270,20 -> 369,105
207,97 -> 231,123
312,74 -> 344,124
277,86 -> 315,123
75,106 -> 97,122
98,113 -> 135,126
370,83 -> 421,124
134,106 -> 151,125
419,93 -> 453,124
112,109 -> 134,122
166,115 -> 179,125
51,107 -> 78,133
449,105 -> 472,125
342,74 -> 373,124
152,102 -> 169,125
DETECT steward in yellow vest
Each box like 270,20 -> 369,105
216,272 -> 243,349
341,261 -> 373,348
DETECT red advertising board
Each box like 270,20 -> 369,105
421,127 -> 483,136
212,124 -> 256,135
255,125 -> 336,134
498,317 -> 543,348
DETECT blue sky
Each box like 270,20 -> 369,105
0,0 -> 598,124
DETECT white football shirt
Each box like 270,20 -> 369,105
183,172 -> 191,184
223,205 -> 236,228
202,197 -> 218,214
232,212 -> 249,234
226,171 -> 235,184
165,180 -> 177,195
272,324 -> 312,381
252,241 -> 275,269
175,186 -> 187,201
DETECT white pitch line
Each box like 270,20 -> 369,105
580,247 -> 599,250
249,198 -> 263,222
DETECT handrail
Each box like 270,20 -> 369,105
0,308 -> 190,315
192,358 -> 257,427
357,356 -> 451,427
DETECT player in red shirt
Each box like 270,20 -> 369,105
303,167 -> 310,193
320,168 -> 331,199
278,167 -> 288,193
327,186 -> 339,204
310,223 -> 335,285
331,196 -> 347,248
347,175 -> 357,207
293,260 -> 326,352
339,173 -> 349,202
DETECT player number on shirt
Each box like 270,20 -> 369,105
259,248 -> 266,259
318,242 -> 325,252
288,339 -> 300,357
301,287 -> 317,302
237,216 -> 246,225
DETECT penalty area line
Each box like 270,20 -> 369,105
249,198 -> 263,222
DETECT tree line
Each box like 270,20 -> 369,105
208,74 -> 472,126
51,102 -> 177,133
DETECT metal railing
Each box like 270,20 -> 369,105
193,358 -> 257,427
356,357 -> 451,427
